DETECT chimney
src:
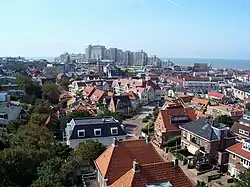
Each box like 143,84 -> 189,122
133,159 -> 140,172
112,137 -> 118,147
173,158 -> 179,167
145,135 -> 150,144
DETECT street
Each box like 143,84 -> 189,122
123,104 -> 156,138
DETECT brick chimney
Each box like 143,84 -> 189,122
133,159 -> 140,172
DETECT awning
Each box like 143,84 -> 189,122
188,144 -> 199,155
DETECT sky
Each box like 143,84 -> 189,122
0,0 -> 250,59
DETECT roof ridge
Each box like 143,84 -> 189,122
141,161 -> 169,167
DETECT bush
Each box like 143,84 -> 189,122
165,136 -> 181,147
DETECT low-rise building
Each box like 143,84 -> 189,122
154,107 -> 196,146
180,119 -> 235,165
226,140 -> 250,178
109,95 -> 131,115
95,138 -> 193,187
232,86 -> 250,101
231,112 -> 250,141
206,104 -> 244,120
65,116 -> 127,148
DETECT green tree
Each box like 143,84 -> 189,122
195,181 -> 208,187
215,115 -> 234,128
31,157 -> 64,187
0,127 -> 55,187
234,169 -> 250,187
16,75 -> 33,90
7,119 -> 26,133
246,103 -> 250,111
42,83 -> 60,104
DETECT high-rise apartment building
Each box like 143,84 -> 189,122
133,50 -> 148,66
104,48 -> 117,62
85,45 -> 106,60
123,50 -> 133,66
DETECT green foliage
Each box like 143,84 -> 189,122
246,103 -> 250,111
100,106 -> 127,122
165,136 -> 181,147
153,108 -> 159,118
0,127 -> 55,187
196,181 -> 208,187
234,169 -> 250,187
7,119 -> 26,133
215,115 -> 234,128
57,77 -> 70,91
42,83 -> 60,104
17,75 -> 42,100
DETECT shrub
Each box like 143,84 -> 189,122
165,136 -> 181,147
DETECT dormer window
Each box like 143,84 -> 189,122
77,130 -> 85,137
94,129 -> 101,136
111,127 -> 118,135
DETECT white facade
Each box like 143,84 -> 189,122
183,81 -> 220,93
67,135 -> 127,148
232,87 -> 250,100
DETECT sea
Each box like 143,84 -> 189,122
27,56 -> 250,70
163,58 -> 250,70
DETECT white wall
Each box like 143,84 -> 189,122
68,135 -> 127,148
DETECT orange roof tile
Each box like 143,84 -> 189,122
90,89 -> 106,102
82,86 -> 95,97
192,97 -> 210,106
110,162 -> 193,187
226,142 -> 250,161
208,92 -> 225,100
158,107 -> 196,131
95,139 -> 164,185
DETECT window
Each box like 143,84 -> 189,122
94,129 -> 101,136
111,127 -> 118,135
77,130 -> 85,137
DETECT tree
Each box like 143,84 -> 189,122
42,83 -> 60,104
0,127 -> 56,187
74,140 -> 106,163
246,103 -> 250,111
16,75 -> 33,90
7,119 -> 26,133
234,169 -> 250,187
195,181 -> 208,187
215,115 -> 234,128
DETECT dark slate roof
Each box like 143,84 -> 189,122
231,122 -> 250,139
180,118 -> 234,141
112,95 -> 131,108
69,116 -> 126,139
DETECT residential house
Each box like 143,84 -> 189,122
136,87 -> 148,105
90,89 -> 107,104
208,91 -> 228,103
69,80 -> 111,93
226,140 -> 250,178
231,112 -> 250,142
232,86 -> 250,101
0,76 -> 18,91
65,116 -> 127,148
206,104 -> 244,121
180,119 -> 235,165
154,107 -> 196,146
122,91 -> 140,111
109,95 -> 131,115
95,138 -> 193,187
167,76 -> 220,94
112,79 -> 161,105
82,86 -> 96,99
0,104 -> 27,134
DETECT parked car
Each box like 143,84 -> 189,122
196,163 -> 213,172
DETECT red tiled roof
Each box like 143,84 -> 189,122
110,162 -> 193,187
122,91 -> 139,100
226,142 -> 250,161
95,139 -> 164,185
90,89 -> 106,102
208,92 -> 225,100
59,92 -> 73,100
158,107 -> 196,131
192,97 -> 210,106
195,110 -> 207,118
82,86 -> 96,97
